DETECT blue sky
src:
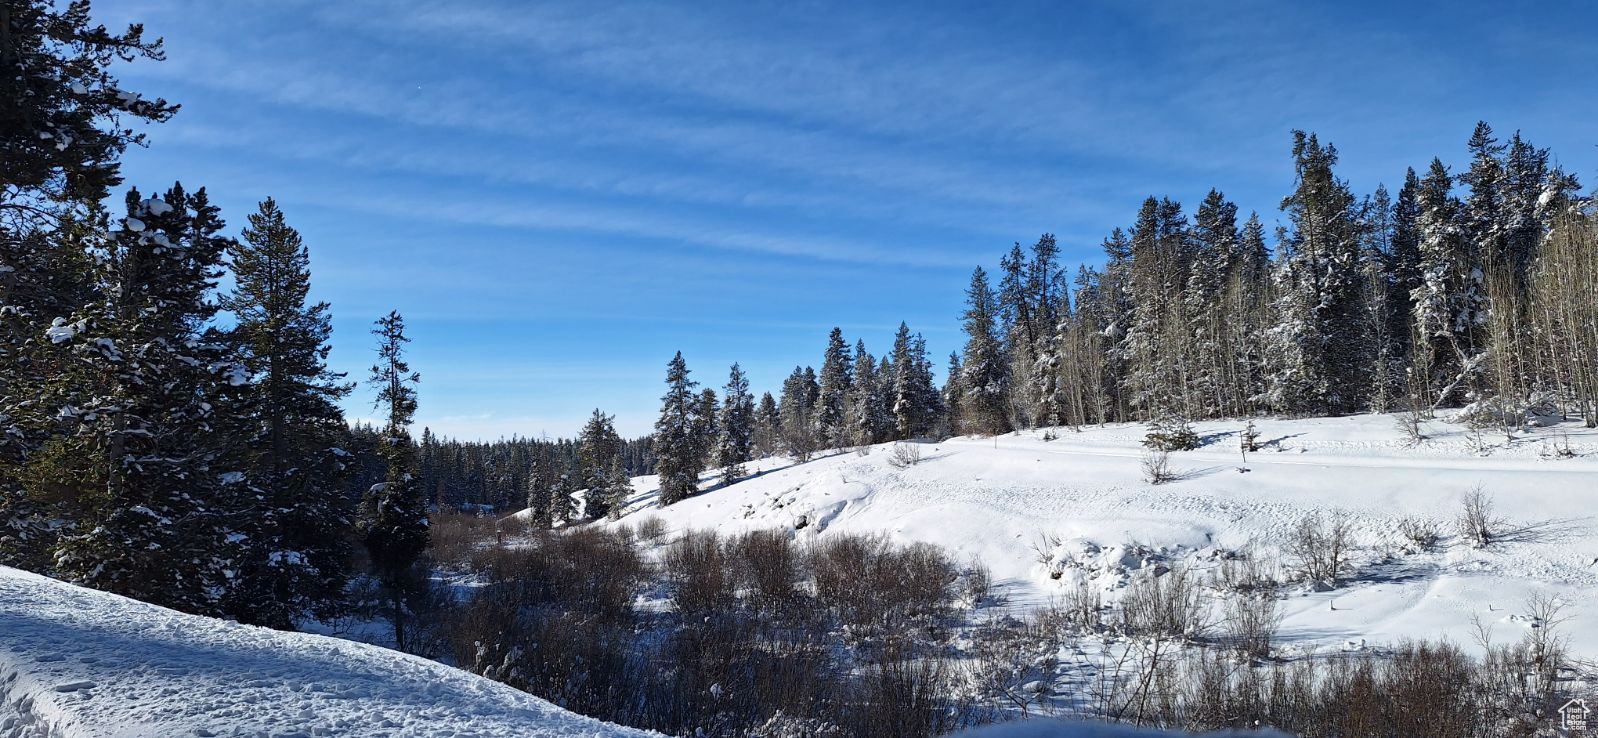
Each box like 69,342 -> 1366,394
101,0 -> 1597,438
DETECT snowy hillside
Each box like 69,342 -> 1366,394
0,566 -> 653,738
607,412 -> 1598,658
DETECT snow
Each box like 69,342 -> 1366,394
0,566 -> 656,738
601,412 -> 1598,659
44,318 -> 80,345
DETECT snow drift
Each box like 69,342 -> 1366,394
0,566 -> 653,738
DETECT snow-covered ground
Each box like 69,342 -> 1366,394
605,412 -> 1598,659
0,566 -> 654,738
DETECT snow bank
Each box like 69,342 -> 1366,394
0,566 -> 654,738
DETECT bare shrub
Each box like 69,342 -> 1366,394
808,533 -> 957,631
1285,510 -> 1356,588
1118,567 -> 1209,640
1456,486 -> 1500,548
1224,592 -> 1282,661
427,510 -> 496,567
1395,406 -> 1428,447
1213,545 -> 1280,594
1142,416 -> 1200,451
887,441 -> 923,468
730,529 -> 802,614
961,558 -> 992,607
634,515 -> 669,546
1061,580 -> 1104,630
664,529 -> 735,616
1396,515 -> 1442,552
1141,448 -> 1175,484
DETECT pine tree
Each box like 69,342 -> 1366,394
39,185 -> 248,615
889,323 -> 940,439
752,391 -> 781,457
215,198 -> 354,628
654,352 -> 701,505
1412,158 -> 1484,407
548,472 -> 575,526
1265,132 -> 1366,415
1,0 -> 178,224
716,364 -> 754,483
2,0 -> 176,571
846,341 -> 889,445
960,267 -> 1010,434
779,365 -> 820,460
942,352 -> 966,436
360,310 -> 428,651
577,409 -> 623,519
694,387 -> 718,466
815,327 -> 852,447
1184,190 -> 1238,416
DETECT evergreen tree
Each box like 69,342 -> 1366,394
39,185 -> 248,615
653,352 -> 701,505
1412,158 -> 1484,406
942,352 -> 966,436
577,409 -> 623,519
889,323 -> 940,439
715,363 -> 754,483
1184,190 -> 1238,416
359,310 -> 427,651
959,267 -> 1010,434
1265,132 -> 1366,415
815,327 -> 852,447
694,387 -> 718,466
547,471 -> 575,526
217,198 -> 354,627
1,0 -> 178,224
779,365 -> 820,460
846,340 -> 889,446
752,391 -> 781,457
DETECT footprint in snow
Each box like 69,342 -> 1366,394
53,680 -> 96,692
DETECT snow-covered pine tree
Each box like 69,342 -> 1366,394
752,391 -> 781,458
942,351 -> 966,436
217,197 -> 354,628
653,352 -> 701,505
845,340 -> 888,446
889,323 -> 941,439
715,363 -> 754,484
693,387 -> 718,466
779,365 -> 820,460
577,409 -> 623,519
1185,190 -> 1239,417
547,472 -> 575,526
815,327 -> 852,448
41,185 -> 249,616
959,267 -> 1010,435
359,310 -> 428,651
1,0 -> 177,572
1265,132 -> 1367,415
1412,158 -> 1484,407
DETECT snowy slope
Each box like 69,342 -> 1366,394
606,412 -> 1598,658
0,566 -> 654,738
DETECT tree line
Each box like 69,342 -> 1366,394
642,126 -> 1594,506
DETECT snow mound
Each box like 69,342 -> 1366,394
0,566 -> 654,738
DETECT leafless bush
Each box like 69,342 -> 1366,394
1118,567 -> 1209,640
1396,515 -> 1442,552
1395,407 -> 1428,447
1285,510 -> 1356,588
1062,580 -> 1104,630
665,529 -> 735,616
730,529 -> 802,614
809,533 -> 957,631
1456,486 -> 1500,548
1212,544 -> 1280,594
961,558 -> 992,607
1141,448 -> 1175,484
1223,592 -> 1282,661
634,515 -> 669,546
887,441 -> 923,468
427,510 -> 496,567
